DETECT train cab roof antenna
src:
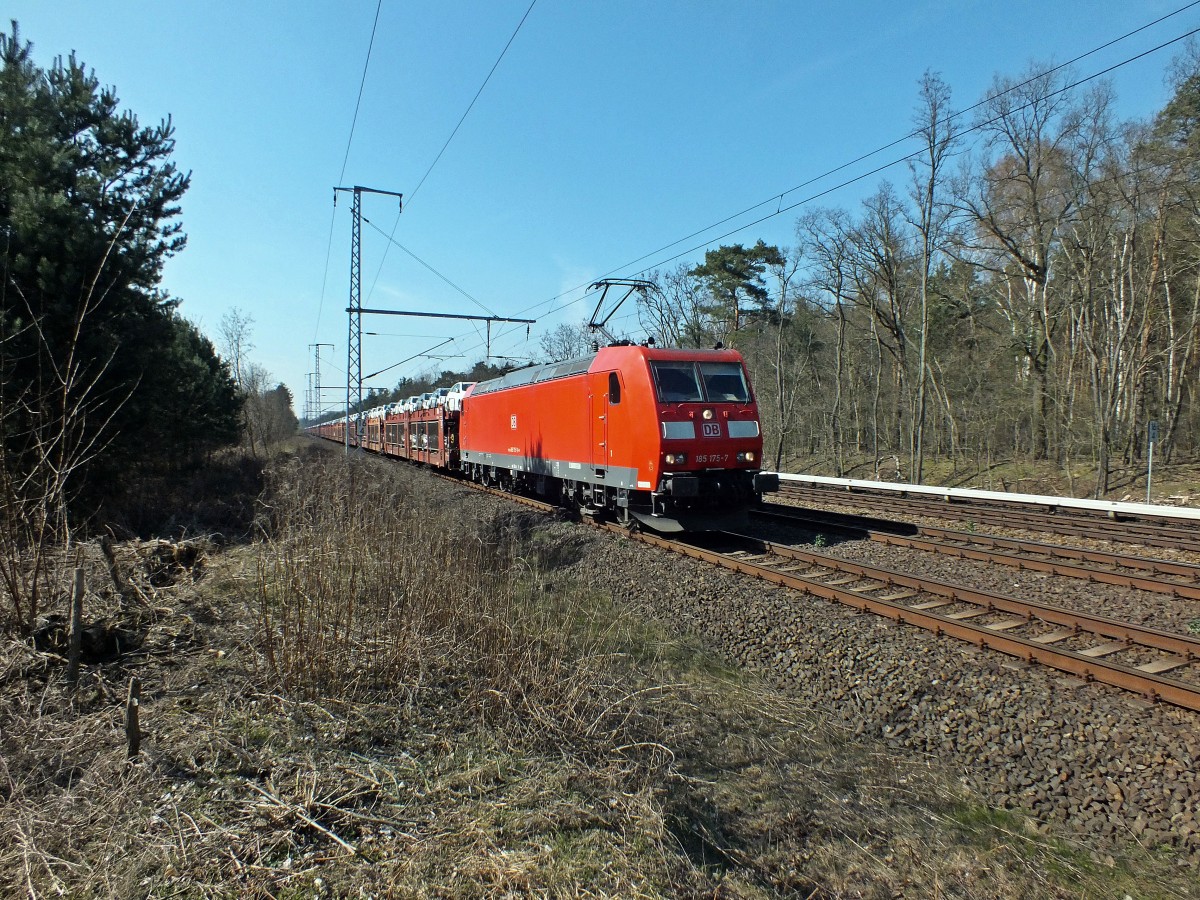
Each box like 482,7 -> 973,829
587,278 -> 658,347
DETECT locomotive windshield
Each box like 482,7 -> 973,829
651,362 -> 703,402
651,360 -> 750,403
698,362 -> 750,402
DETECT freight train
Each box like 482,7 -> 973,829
309,344 -> 778,531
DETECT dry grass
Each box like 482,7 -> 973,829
254,450 -> 663,758
0,445 -> 1191,898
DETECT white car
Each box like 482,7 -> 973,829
426,387 -> 450,408
444,381 -> 476,412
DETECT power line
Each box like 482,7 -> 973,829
484,14 -> 1200,340
312,198 -> 341,342
366,331 -> 454,338
629,22 -> 1200,280
362,216 -> 498,316
365,336 -> 458,380
407,0 -> 537,207
352,8 -> 1200,384
315,0 -> 383,343
362,0 -> 537,308
589,0 -> 1200,284
339,0 -> 384,184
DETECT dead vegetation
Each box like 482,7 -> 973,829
0,446 -> 1184,897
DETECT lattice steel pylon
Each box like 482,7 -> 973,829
346,189 -> 361,452
334,185 -> 402,452
308,342 -> 333,422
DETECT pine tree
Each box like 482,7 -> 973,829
0,22 -> 240,628
689,241 -> 785,334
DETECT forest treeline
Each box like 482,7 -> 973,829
637,57 -> 1200,496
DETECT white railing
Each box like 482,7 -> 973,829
774,472 -> 1200,521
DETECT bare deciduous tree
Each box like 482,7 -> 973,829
956,65 -> 1094,460
538,322 -> 593,361
1,216 -> 135,632
907,71 -> 959,482
638,265 -> 720,349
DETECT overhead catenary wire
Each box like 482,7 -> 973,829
625,22 -> 1200,280
388,129 -> 1200,387
592,0 -> 1200,283
312,200 -> 341,343
605,145 -> 1200,333
365,336 -> 458,380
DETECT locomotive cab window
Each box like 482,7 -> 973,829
699,362 -> 750,402
608,371 -> 621,404
651,362 -> 703,403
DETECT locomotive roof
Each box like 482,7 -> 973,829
471,344 -> 745,397
472,353 -> 598,396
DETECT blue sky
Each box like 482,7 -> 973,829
6,1 -> 1196,416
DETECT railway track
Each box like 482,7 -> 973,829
386,457 -> 1200,712
754,504 -> 1200,601
776,482 -> 1200,553
648,530 -> 1200,712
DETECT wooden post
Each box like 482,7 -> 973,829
100,534 -> 133,604
66,568 -> 84,688
125,676 -> 141,761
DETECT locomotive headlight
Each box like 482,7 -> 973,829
702,408 -> 714,420
665,453 -> 687,465
737,451 -> 756,463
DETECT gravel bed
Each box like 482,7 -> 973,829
572,529 -> 1200,861
425,472 -> 1200,866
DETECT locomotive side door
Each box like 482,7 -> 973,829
590,371 -> 624,478
589,372 -> 609,476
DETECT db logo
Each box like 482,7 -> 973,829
702,422 -> 722,437
510,414 -> 518,430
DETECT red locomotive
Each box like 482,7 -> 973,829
309,345 -> 777,531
